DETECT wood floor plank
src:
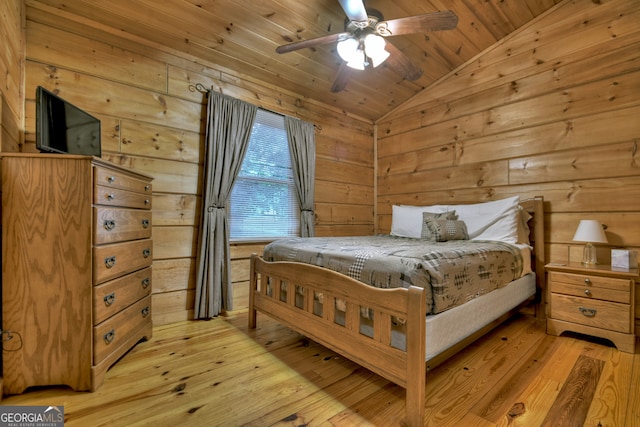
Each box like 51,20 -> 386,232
494,335 -> 588,426
1,310 -> 636,427
423,315 -> 546,426
540,354 -> 605,427
626,342 -> 640,427
470,332 -> 560,423
583,343 -> 635,427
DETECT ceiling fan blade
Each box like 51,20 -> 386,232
383,41 -> 423,81
376,10 -> 458,37
337,0 -> 368,23
276,32 -> 351,54
331,61 -> 354,92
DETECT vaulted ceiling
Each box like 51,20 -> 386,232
30,0 -> 562,121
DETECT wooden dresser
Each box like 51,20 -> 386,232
1,153 -> 154,394
546,262 -> 638,353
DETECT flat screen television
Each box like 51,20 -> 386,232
36,86 -> 101,156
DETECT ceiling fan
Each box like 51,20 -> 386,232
275,0 -> 459,92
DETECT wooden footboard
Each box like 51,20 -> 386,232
249,255 -> 427,427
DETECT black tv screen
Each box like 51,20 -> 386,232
36,86 -> 101,156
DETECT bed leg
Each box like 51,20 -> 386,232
405,286 -> 427,427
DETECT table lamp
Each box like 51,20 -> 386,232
572,220 -> 607,265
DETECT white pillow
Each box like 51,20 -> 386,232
391,196 -> 521,243
391,204 -> 447,238
444,196 -> 520,243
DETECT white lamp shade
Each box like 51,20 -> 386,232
572,220 -> 608,243
337,38 -> 359,63
364,34 -> 389,67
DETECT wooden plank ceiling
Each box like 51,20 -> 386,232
29,0 -> 562,121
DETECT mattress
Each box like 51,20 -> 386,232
265,235 -> 529,315
402,272 -> 535,362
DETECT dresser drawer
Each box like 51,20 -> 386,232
550,293 -> 631,333
93,295 -> 151,365
95,166 -> 153,195
93,267 -> 152,325
93,239 -> 153,284
94,185 -> 152,209
94,207 -> 152,244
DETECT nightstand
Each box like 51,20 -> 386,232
546,262 -> 638,353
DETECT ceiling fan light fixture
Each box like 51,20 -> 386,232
364,33 -> 389,67
346,50 -> 366,70
337,37 -> 360,62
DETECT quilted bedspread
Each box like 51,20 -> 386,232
263,235 -> 524,315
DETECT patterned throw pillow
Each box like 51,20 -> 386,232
425,219 -> 469,242
421,211 -> 458,239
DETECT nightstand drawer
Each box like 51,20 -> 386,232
550,293 -> 631,333
549,281 -> 630,304
548,271 -> 631,292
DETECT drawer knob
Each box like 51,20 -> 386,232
104,292 -> 116,306
107,176 -> 116,183
144,199 -> 150,205
107,193 -> 115,201
145,185 -> 151,192
141,219 -> 150,228
104,256 -> 117,268
584,278 -> 592,285
584,289 -> 592,297
142,248 -> 151,258
579,307 -> 597,317
141,277 -> 151,289
141,306 -> 150,318
104,329 -> 116,344
104,219 -> 116,231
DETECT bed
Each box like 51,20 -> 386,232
249,196 -> 545,426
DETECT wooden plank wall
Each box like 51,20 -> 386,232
0,0 -> 24,152
376,0 -> 640,329
21,3 -> 374,324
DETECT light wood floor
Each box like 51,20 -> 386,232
2,308 -> 639,426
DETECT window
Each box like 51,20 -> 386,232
229,109 -> 299,240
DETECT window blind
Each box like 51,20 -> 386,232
229,109 -> 300,240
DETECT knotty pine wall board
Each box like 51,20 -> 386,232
26,21 -> 167,92
315,181 -> 373,207
0,0 -> 23,152
508,141 -> 640,185
24,64 -> 202,133
152,193 -> 199,227
457,106 -> 640,165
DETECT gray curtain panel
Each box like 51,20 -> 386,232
285,116 -> 316,238
194,90 -> 257,318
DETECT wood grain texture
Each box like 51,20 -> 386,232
2,155 -> 94,393
541,355 -> 604,427
2,309 -> 637,426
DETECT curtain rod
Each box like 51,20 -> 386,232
188,83 -> 210,94
187,82 -> 321,132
